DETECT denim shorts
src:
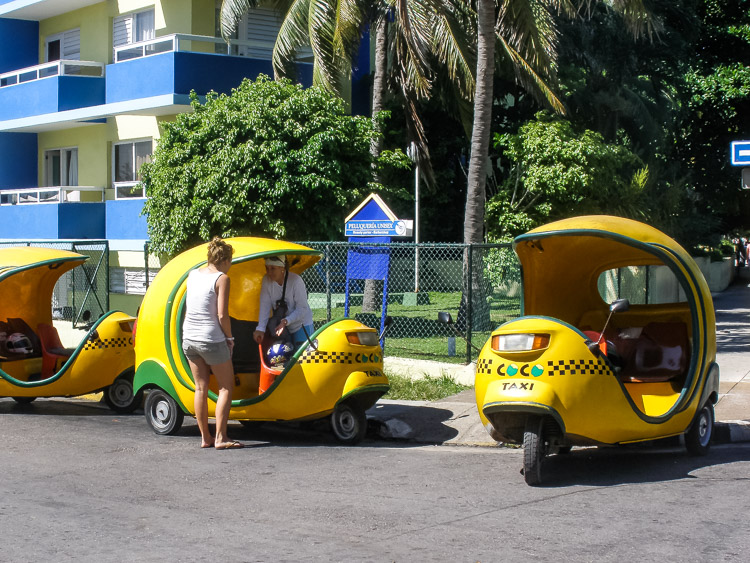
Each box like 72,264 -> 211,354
182,338 -> 231,366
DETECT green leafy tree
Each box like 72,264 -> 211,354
141,76 -> 405,256
487,112 -> 646,241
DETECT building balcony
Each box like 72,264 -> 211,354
0,60 -> 105,121
0,186 -> 105,239
106,33 -> 312,105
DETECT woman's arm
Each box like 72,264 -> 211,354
215,274 -> 234,351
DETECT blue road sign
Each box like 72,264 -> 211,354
731,141 -> 750,165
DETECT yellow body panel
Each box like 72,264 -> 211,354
476,216 -> 717,446
0,247 -> 136,398
134,237 -> 389,422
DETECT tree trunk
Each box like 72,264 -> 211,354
457,0 -> 495,339
363,18 -> 389,313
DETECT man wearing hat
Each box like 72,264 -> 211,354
253,255 -> 314,348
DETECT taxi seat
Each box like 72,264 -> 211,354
37,323 -> 75,378
614,322 -> 689,383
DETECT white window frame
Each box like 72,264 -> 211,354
113,9 -> 156,58
112,138 -> 152,199
45,28 -> 81,62
44,146 -> 78,189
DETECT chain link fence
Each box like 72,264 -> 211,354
0,240 -> 109,328
138,241 -> 521,364
298,242 -> 522,364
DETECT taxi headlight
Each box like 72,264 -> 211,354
346,331 -> 380,346
491,333 -> 550,352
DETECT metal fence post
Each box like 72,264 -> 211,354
325,244 -> 332,322
466,244 -> 473,364
144,241 -> 150,291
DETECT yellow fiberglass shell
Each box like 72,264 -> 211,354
134,237 -> 389,420
475,215 -> 717,445
0,247 -> 136,397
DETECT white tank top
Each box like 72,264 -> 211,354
182,269 -> 226,343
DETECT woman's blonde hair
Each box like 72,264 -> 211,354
207,236 -> 234,266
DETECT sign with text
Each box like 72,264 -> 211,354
345,219 -> 412,237
731,141 -> 750,166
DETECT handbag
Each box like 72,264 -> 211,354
266,267 -> 291,343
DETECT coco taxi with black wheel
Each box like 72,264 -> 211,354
133,238 -> 389,444
475,216 -> 718,485
0,247 -> 139,412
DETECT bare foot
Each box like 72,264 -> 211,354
201,439 -> 215,449
215,440 -> 244,450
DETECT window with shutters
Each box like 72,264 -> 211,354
46,29 -> 81,62
113,9 -> 156,60
215,0 -> 311,61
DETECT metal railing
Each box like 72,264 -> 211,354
0,186 -> 104,205
0,60 -> 105,88
113,33 -> 271,63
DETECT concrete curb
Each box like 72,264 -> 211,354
714,420 -> 750,444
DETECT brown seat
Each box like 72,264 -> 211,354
616,322 -> 689,383
37,323 -> 74,378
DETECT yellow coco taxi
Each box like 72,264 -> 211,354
0,247 -> 138,412
133,237 -> 389,444
473,216 -> 718,485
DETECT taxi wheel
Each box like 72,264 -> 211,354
330,403 -> 367,445
103,376 -> 143,414
523,416 -> 547,486
12,397 -> 36,404
144,389 -> 184,436
685,403 -> 714,456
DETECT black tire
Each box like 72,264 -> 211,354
11,396 -> 36,404
144,389 -> 184,436
103,376 -> 143,414
685,402 -> 714,456
523,416 -> 547,486
330,402 -> 367,445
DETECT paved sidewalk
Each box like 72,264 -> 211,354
368,279 -> 750,446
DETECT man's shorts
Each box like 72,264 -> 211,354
182,338 -> 231,366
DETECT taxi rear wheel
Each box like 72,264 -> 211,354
103,376 -> 143,414
330,403 -> 367,445
144,389 -> 184,436
523,416 -> 547,486
12,396 -> 36,404
685,403 -> 714,456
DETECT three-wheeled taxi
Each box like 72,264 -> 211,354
473,216 -> 719,485
133,238 -> 389,444
0,246 -> 139,412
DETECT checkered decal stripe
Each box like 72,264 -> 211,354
476,358 -> 493,375
299,350 -> 353,365
546,358 -> 612,376
83,337 -> 131,351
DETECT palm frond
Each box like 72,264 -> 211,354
273,0 -> 313,80
496,0 -> 558,77
220,0 -> 261,40
431,0 -> 476,100
497,34 -> 565,114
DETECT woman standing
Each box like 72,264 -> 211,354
182,237 -> 243,449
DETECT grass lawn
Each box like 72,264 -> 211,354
383,372 -> 471,401
311,291 -> 520,363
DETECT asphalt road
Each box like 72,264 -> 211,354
1,397 -> 749,563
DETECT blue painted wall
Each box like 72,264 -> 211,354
0,203 -> 105,239
58,203 -> 106,238
351,30 -> 371,117
0,132 -> 36,188
106,199 -> 148,240
0,76 -> 105,120
106,51 -> 314,104
0,18 -> 38,73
